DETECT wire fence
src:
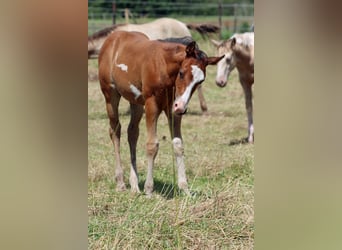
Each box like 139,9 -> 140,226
88,2 -> 254,36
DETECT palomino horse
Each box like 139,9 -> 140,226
211,32 -> 254,143
88,18 -> 219,59
99,31 -> 223,196
90,18 -> 219,113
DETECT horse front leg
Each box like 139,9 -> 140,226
241,80 -> 254,143
144,97 -> 161,196
127,103 -> 144,193
167,112 -> 190,195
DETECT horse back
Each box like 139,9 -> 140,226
99,31 -> 183,104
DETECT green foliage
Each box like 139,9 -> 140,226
239,21 -> 251,33
221,28 -> 234,40
88,0 -> 254,18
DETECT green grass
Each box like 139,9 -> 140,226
88,37 -> 254,249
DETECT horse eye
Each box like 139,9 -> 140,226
226,58 -> 231,64
179,70 -> 184,79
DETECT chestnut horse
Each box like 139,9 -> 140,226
89,18 -> 219,113
211,32 -> 254,143
99,31 -> 223,196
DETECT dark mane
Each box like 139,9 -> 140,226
158,36 -> 194,46
186,23 -> 220,39
88,24 -> 125,41
159,36 -> 208,60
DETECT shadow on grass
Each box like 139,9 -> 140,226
138,178 -> 203,200
138,179 -> 177,199
229,137 -> 250,146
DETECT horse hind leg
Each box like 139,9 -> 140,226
197,84 -> 208,114
107,89 -> 126,191
127,103 -> 144,193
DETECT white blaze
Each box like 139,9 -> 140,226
175,65 -> 204,108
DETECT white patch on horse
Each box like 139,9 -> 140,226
110,83 -> 116,89
129,84 -> 142,100
117,63 -> 128,72
175,65 -> 204,108
114,52 -> 128,72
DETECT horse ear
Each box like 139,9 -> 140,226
186,41 -> 197,57
210,39 -> 222,48
230,37 -> 236,48
207,55 -> 225,65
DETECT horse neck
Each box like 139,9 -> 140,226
161,44 -> 186,82
234,47 -> 254,69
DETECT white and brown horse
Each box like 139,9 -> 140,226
211,32 -> 254,143
89,18 -> 219,113
98,31 -> 223,196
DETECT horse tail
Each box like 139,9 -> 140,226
186,23 -> 220,38
88,25 -> 124,59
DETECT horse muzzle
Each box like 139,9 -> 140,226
173,99 -> 187,115
215,79 -> 227,88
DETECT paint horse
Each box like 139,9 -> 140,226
211,32 -> 254,143
98,31 -> 223,196
90,18 -> 219,113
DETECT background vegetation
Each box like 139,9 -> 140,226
89,0 -> 254,18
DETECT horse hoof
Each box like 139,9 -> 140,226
248,135 -> 254,143
145,192 -> 153,198
178,182 -> 189,192
116,183 -> 127,192
130,186 -> 141,194
202,110 -> 209,116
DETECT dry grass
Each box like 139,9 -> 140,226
88,36 -> 254,249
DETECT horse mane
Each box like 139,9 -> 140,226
158,36 -> 208,60
158,36 -> 194,46
186,23 -> 220,38
88,24 -> 125,41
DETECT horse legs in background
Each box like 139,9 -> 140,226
197,84 -> 208,113
241,80 -> 254,143
127,103 -> 144,193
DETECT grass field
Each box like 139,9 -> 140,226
88,35 -> 254,249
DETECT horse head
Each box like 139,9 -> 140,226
212,33 -> 254,88
173,41 -> 223,115
211,38 -> 237,88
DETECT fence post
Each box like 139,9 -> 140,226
125,9 -> 130,24
233,3 -> 237,33
112,1 -> 116,24
218,0 -> 222,39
